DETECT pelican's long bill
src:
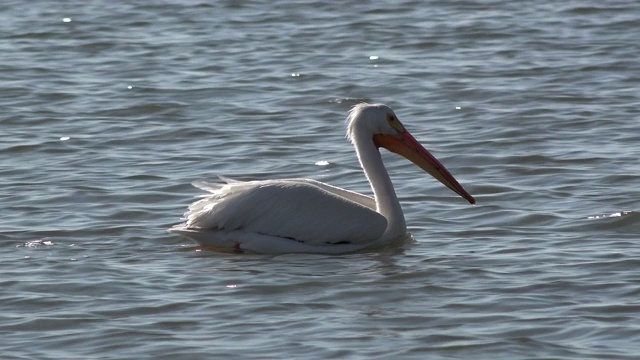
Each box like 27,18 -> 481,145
373,131 -> 476,205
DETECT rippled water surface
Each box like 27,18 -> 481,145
2,1 -> 639,359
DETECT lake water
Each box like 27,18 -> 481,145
2,1 -> 639,359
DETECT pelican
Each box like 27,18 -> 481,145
170,103 -> 475,254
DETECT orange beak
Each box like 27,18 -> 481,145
373,131 -> 475,204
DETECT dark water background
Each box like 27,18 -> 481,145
2,1 -> 639,359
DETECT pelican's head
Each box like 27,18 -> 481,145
347,103 -> 402,140
347,103 -> 475,204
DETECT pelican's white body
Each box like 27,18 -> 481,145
170,178 -> 397,254
170,103 -> 474,254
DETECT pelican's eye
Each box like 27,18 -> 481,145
386,113 -> 405,132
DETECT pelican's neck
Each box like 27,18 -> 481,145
353,134 -> 406,240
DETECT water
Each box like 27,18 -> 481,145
2,0 -> 639,358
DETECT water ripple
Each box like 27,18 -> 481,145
1,0 -> 640,359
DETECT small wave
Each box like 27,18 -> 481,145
587,210 -> 632,220
16,238 -> 55,248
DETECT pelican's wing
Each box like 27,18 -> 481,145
173,179 -> 386,245
282,178 -> 377,210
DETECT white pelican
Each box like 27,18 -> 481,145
170,103 -> 475,254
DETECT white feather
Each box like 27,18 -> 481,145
172,178 -> 386,246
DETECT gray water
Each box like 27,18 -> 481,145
2,1 -> 639,359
